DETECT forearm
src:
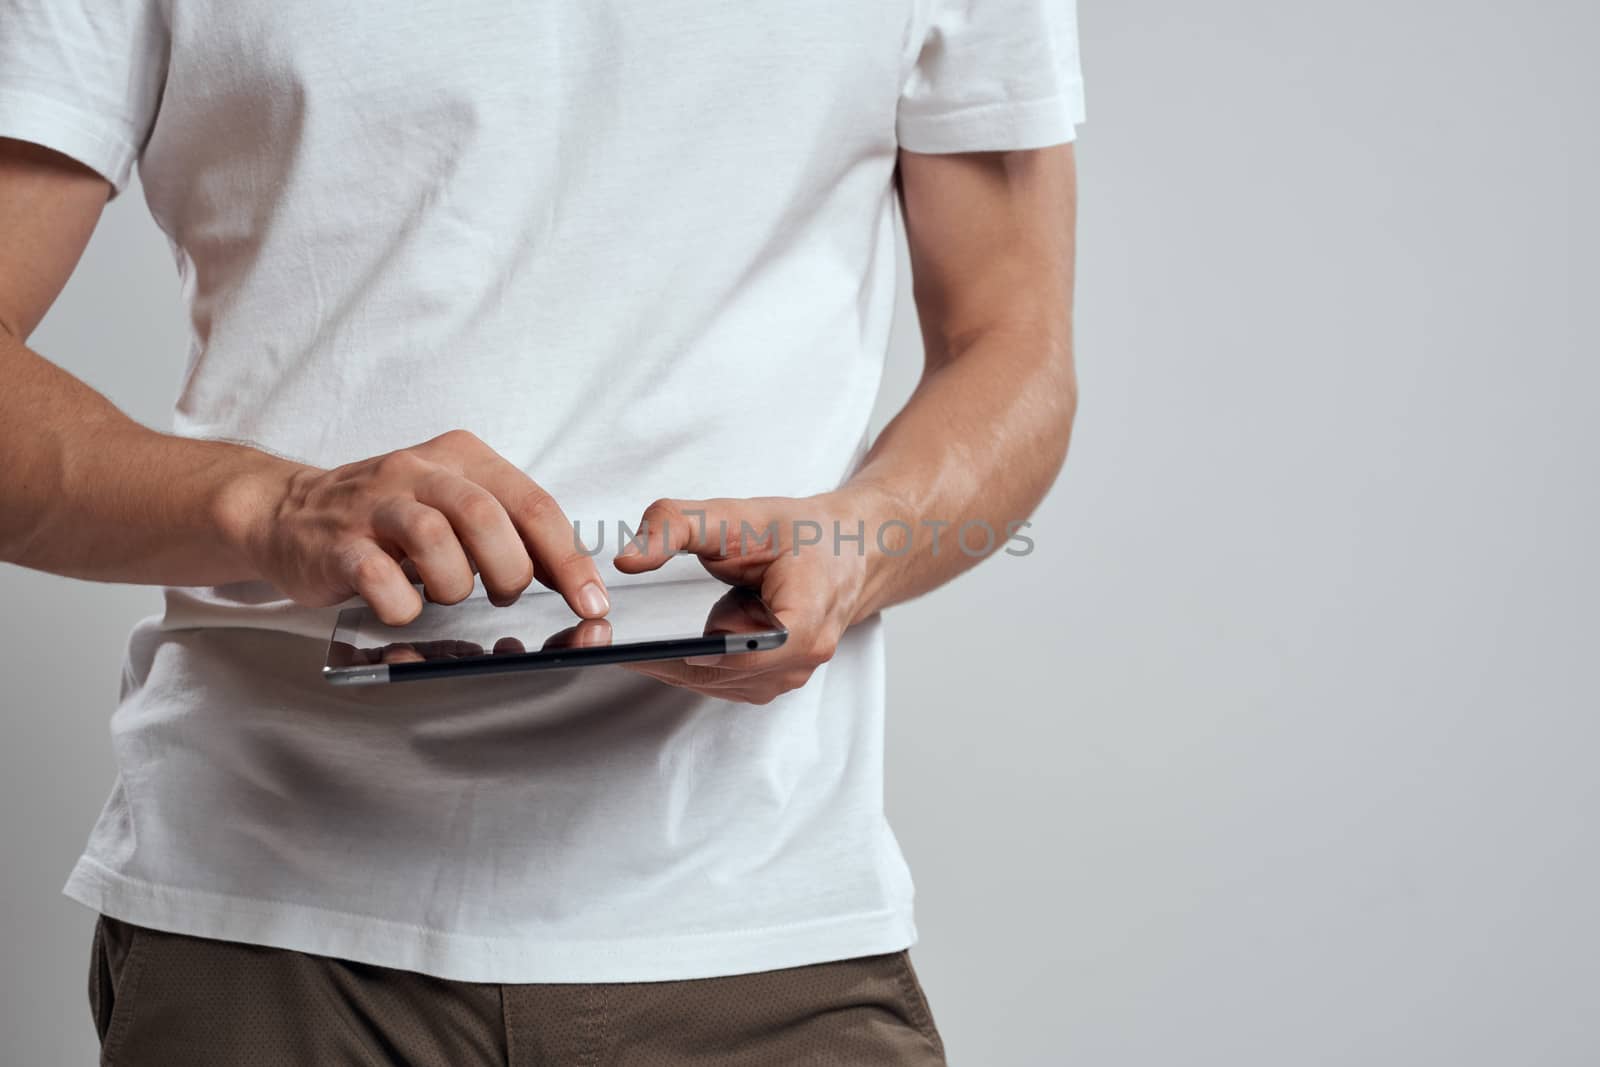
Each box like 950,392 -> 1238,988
0,329 -> 304,585
834,321 -> 1076,624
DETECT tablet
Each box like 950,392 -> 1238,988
323,576 -> 787,685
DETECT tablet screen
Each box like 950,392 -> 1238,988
324,576 -> 786,684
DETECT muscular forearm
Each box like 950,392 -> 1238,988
823,143 -> 1078,626
832,322 -> 1076,625
1,330 -> 610,624
0,329 -> 303,585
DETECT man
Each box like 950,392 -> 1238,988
0,0 -> 1083,1061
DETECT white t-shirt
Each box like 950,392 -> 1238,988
0,1 -> 1084,982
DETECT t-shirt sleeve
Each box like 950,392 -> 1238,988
897,0 -> 1086,154
0,0 -> 169,195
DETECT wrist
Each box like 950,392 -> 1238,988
815,480 -> 916,624
207,449 -> 314,578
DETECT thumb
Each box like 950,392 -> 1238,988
613,498 -> 728,573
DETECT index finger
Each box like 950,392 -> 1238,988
462,454 -> 610,620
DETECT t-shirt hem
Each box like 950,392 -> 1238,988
64,854 -> 920,985
897,89 -> 1087,154
0,87 -> 139,195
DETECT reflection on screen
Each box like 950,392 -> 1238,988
326,577 -> 781,669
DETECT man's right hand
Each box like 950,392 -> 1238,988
0,142 -> 607,619
225,429 -> 608,626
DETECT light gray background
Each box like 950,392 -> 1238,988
3,2 -> 1596,1064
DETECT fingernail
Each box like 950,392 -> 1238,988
615,541 -> 641,560
578,581 -> 610,617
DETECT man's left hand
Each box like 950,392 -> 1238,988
612,491 -> 882,705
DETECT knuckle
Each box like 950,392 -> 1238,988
408,510 -> 456,551
344,547 -> 391,587
435,428 -> 483,451
375,449 -> 427,479
457,490 -> 505,532
513,484 -> 558,523
634,499 -> 684,548
643,498 -> 679,522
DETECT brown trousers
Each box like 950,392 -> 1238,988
89,916 -> 948,1066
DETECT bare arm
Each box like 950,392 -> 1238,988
0,138 -> 608,624
0,137 -> 280,586
845,142 -> 1079,619
615,143 -> 1078,703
